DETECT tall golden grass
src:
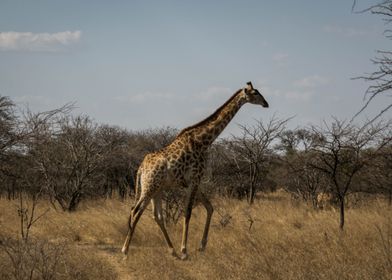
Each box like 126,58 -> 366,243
1,191 -> 391,279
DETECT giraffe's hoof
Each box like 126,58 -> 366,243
121,243 -> 130,260
180,253 -> 188,260
121,251 -> 129,261
198,242 -> 207,252
168,248 -> 178,258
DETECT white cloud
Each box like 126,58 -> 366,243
189,86 -> 233,119
284,90 -> 314,101
272,53 -> 289,62
255,79 -> 281,98
13,95 -> 63,113
323,25 -> 368,37
115,91 -> 174,104
197,86 -> 232,101
288,75 -> 329,101
293,75 -> 329,88
14,95 -> 51,105
255,79 -> 317,102
260,40 -> 269,47
0,31 -> 82,52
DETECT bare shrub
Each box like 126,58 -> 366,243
0,193 -> 117,280
376,221 -> 392,272
0,239 -> 117,280
59,248 -> 117,280
0,238 -> 65,280
161,188 -> 184,225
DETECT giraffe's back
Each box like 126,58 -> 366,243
137,136 -> 206,197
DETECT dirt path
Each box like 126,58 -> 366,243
77,244 -> 136,280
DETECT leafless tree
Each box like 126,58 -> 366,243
207,141 -> 247,198
309,118 -> 391,229
0,96 -> 19,158
280,129 -> 329,207
353,0 -> 392,122
0,100 -> 73,199
94,125 -> 133,199
226,116 -> 289,204
134,126 -> 178,154
0,96 -> 17,197
362,144 -> 392,204
32,115 -> 105,211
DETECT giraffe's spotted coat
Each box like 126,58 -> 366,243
121,82 -> 269,259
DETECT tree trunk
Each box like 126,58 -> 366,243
312,196 -> 318,209
8,179 -> 16,200
67,191 -> 82,212
55,195 -> 67,211
389,189 -> 392,207
248,164 -> 257,205
339,197 -> 345,230
248,184 -> 255,204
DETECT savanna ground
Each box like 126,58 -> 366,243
1,191 -> 391,280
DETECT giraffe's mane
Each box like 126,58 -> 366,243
175,88 -> 242,138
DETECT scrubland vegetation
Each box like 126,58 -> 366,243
2,1 -> 392,279
1,193 -> 392,280
0,95 -> 391,279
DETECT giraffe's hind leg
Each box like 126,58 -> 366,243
180,184 -> 198,260
151,194 -> 177,257
198,191 -> 213,252
121,193 -> 150,255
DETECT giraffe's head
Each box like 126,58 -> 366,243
243,81 -> 269,108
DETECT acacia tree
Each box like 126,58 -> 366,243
94,125 -> 133,199
0,96 -> 18,197
32,115 -> 106,211
280,129 -> 329,207
0,98 -> 73,198
362,144 -> 392,204
226,116 -> 289,204
309,119 -> 390,229
0,96 -> 29,197
0,96 -> 18,157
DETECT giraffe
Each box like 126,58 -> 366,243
121,81 -> 269,260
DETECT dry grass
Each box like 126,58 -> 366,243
1,191 -> 391,279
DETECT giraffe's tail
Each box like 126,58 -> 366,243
134,167 -> 142,203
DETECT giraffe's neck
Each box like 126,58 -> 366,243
184,90 -> 246,147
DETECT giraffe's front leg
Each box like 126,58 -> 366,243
180,185 -> 198,260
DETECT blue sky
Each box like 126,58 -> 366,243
0,0 -> 391,135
